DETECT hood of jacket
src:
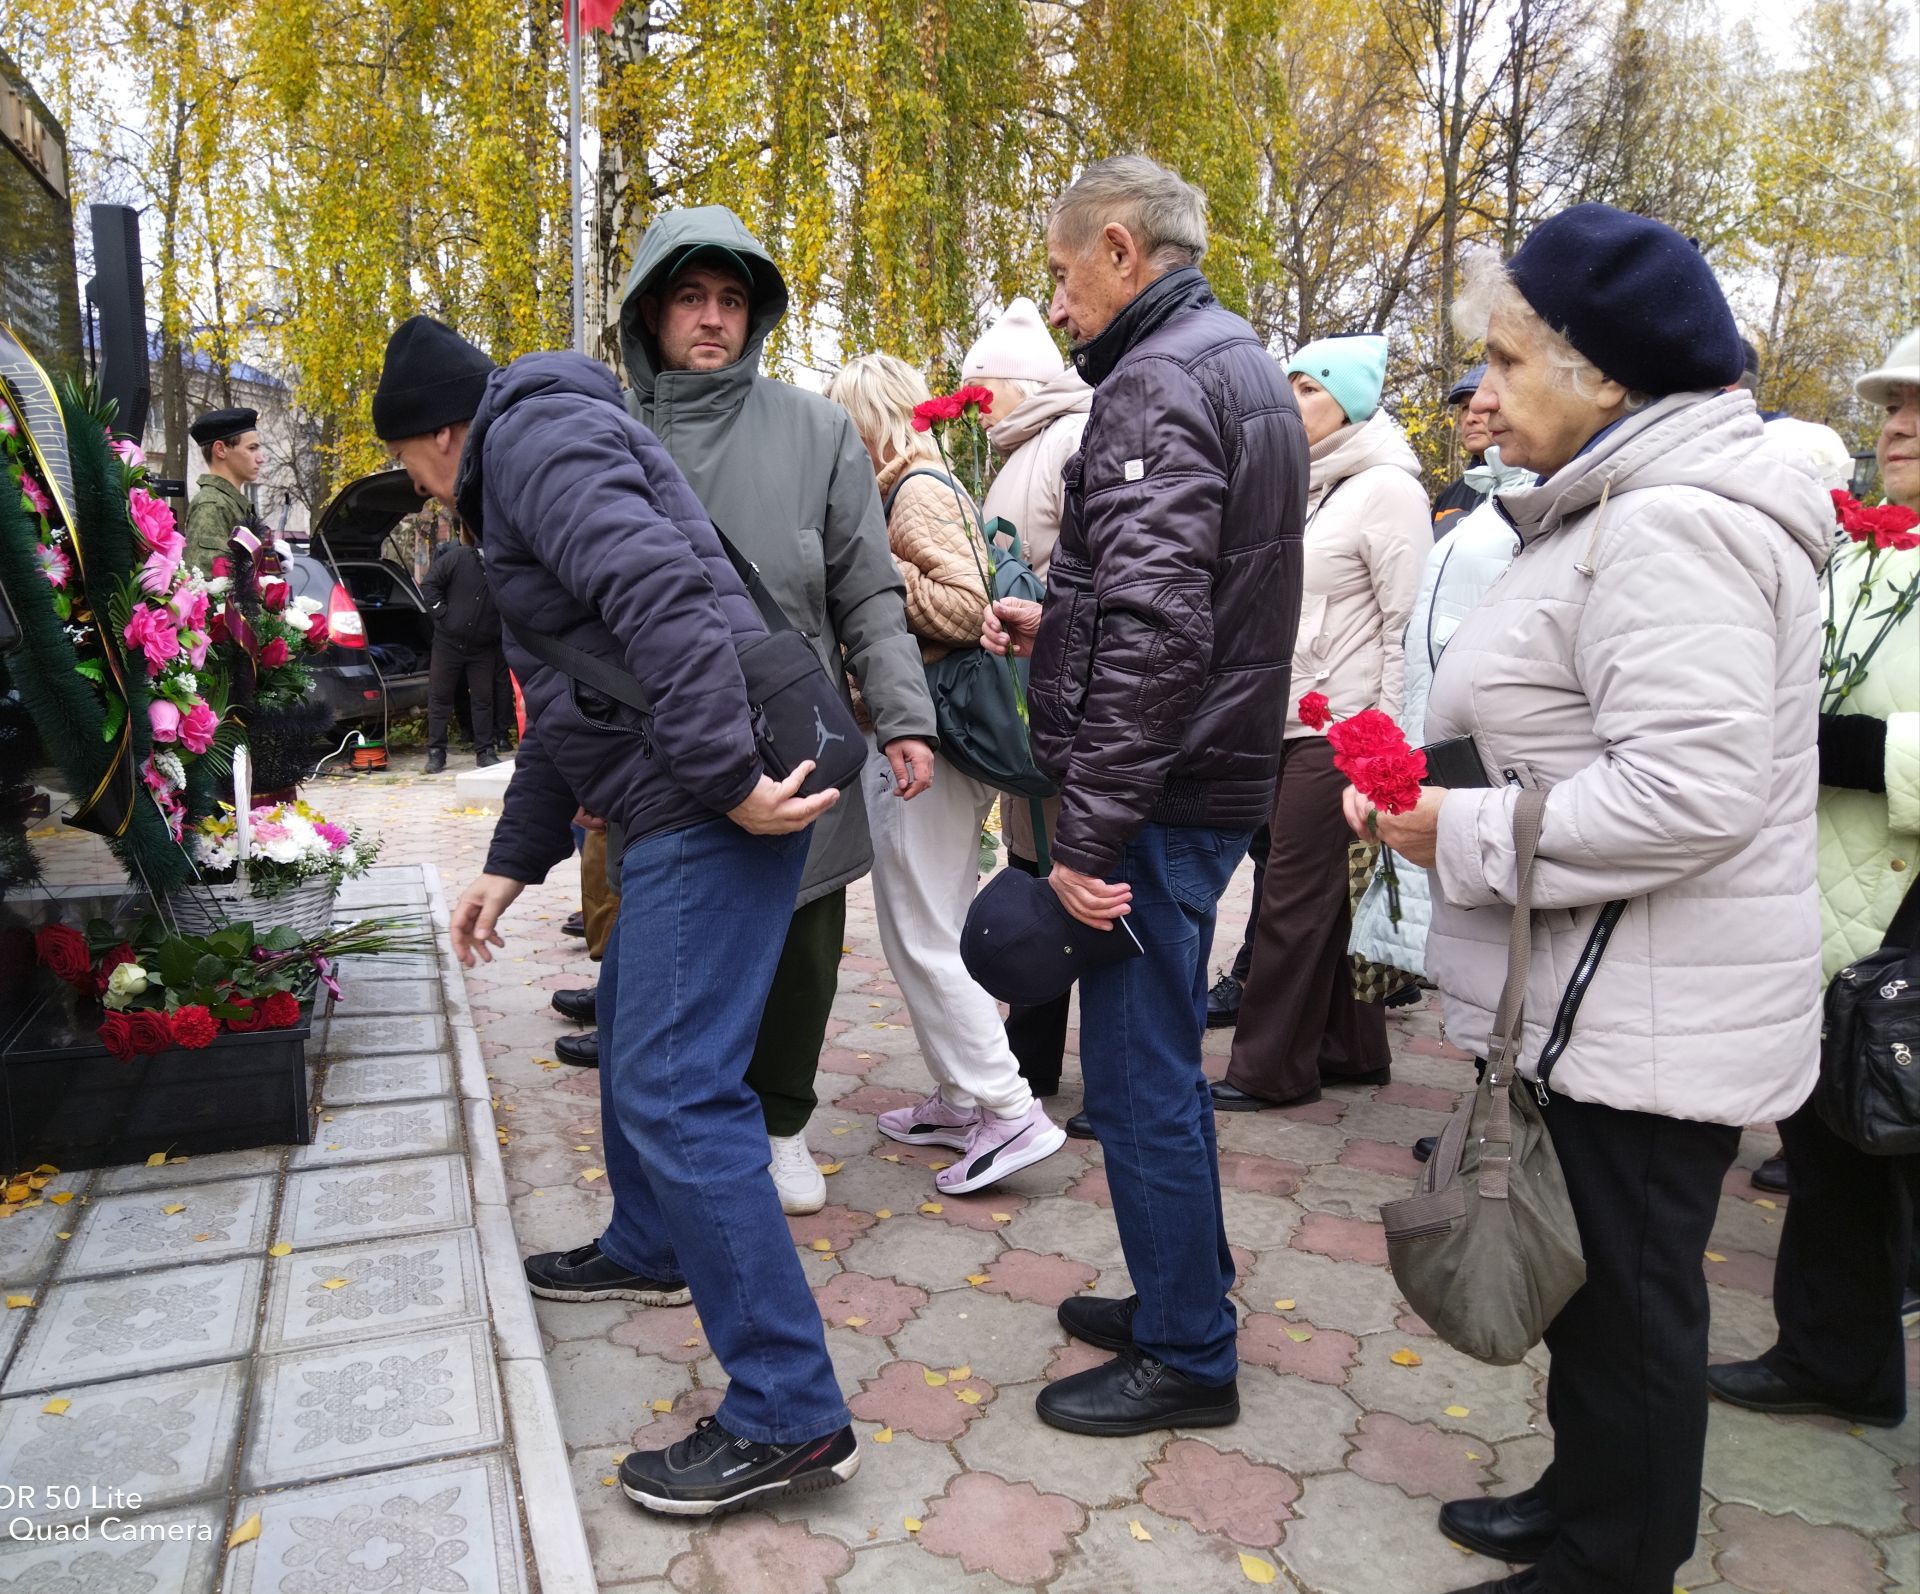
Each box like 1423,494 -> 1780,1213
454,351 -> 623,539
1307,408 -> 1423,498
987,369 -> 1092,454
617,206 -> 790,421
1496,389 -> 1833,575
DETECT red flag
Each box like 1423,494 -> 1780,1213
564,0 -> 620,37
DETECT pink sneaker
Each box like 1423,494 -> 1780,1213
877,1092 -> 980,1151
936,1102 -> 1068,1195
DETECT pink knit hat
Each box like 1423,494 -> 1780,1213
962,297 -> 1065,383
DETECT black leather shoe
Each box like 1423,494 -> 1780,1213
524,1239 -> 688,1304
423,747 -> 447,774
555,1031 -> 599,1068
1706,1359 -> 1903,1427
1064,1111 -> 1095,1139
621,1416 -> 858,1516
1210,1080 -> 1320,1112
562,910 -> 587,938
1750,1155 -> 1790,1194
1444,1572 -> 1542,1594
1413,1135 -> 1439,1163
551,986 -> 598,1025
1058,1293 -> 1139,1351
1037,1347 -> 1237,1436
475,748 -> 502,768
1438,1489 -> 1557,1564
1329,1067 -> 1392,1087
1204,972 -> 1242,1029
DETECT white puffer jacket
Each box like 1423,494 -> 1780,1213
982,369 -> 1092,583
1423,391 -> 1831,1126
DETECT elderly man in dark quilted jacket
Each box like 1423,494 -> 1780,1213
985,154 -> 1308,1436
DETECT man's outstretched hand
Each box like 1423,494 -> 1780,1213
451,873 -> 526,966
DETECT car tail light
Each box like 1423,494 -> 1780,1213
326,583 -> 366,647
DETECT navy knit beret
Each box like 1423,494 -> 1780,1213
1507,204 -> 1743,397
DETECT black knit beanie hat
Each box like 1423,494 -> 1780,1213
373,316 -> 496,441
1507,204 -> 1743,397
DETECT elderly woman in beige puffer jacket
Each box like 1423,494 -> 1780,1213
1350,208 -> 1830,1594
826,353 -> 1067,1198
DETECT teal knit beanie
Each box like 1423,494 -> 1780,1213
1286,334 -> 1390,423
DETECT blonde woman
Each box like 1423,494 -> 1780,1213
827,353 -> 1066,1195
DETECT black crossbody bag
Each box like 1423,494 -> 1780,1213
1815,876 -> 1920,1155
513,527 -> 867,800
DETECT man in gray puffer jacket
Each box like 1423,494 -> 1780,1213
617,208 -> 937,1212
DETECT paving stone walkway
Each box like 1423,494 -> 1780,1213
17,756 -> 1920,1593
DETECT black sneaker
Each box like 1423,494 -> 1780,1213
620,1416 -> 859,1516
523,1240 -> 689,1305
424,747 -> 448,775
476,748 -> 502,768
1204,972 -> 1242,1029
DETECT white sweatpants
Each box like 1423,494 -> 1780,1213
865,743 -> 1034,1118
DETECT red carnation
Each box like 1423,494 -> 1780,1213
1833,489 -> 1920,551
224,996 -> 265,1033
259,637 -> 291,667
94,942 -> 139,995
953,384 -> 996,415
1298,691 -> 1332,731
259,990 -> 302,1030
127,1009 -> 175,1054
34,924 -> 93,987
167,1004 -> 219,1049
1327,708 -> 1429,815
98,1012 -> 137,1062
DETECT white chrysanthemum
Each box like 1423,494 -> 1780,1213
293,594 -> 323,617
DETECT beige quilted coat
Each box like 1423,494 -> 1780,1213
875,456 -> 991,663
1817,539 -> 1920,979
1423,390 -> 1832,1126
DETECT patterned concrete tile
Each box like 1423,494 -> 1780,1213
835,1215 -> 1000,1293
0,1502 -> 223,1590
664,1514 -> 852,1594
95,1147 -> 286,1193
278,1155 -> 472,1249
320,1052 -> 455,1106
326,1013 -> 449,1058
228,1452 -> 526,1594
0,1198 -> 73,1287
1704,1501 -> 1893,1594
0,1360 -> 248,1519
1141,1438 -> 1301,1547
1346,1411 -> 1497,1503
763,1429 -> 955,1551
1702,1404 -> 1910,1534
889,1288 -> 1063,1385
290,1101 -> 460,1169
243,1322 -> 503,1488
1236,1246 -> 1410,1338
260,1230 -> 486,1353
915,1471 -> 1086,1584
1237,1312 -> 1361,1386
814,1271 -> 928,1337
950,1387 -> 1162,1505
846,1360 -> 995,1442
833,1539 -> 1024,1594
1224,1367 -> 1367,1475
4,1260 -> 262,1392
1279,1471 -> 1487,1594
1342,1332 -> 1541,1444
1049,1505 -> 1307,1594
58,1178 -> 274,1279
332,977 -> 444,1017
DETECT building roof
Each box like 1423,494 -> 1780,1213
145,331 -> 288,392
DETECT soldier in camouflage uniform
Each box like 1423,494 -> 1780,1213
181,407 -> 266,572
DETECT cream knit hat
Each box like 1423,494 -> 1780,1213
962,297 -> 1065,383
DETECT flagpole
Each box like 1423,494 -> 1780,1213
568,0 -> 585,354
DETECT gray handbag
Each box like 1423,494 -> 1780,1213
1379,788 -> 1591,1366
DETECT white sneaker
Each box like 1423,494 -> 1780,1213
768,1132 -> 827,1216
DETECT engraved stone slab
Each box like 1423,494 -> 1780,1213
96,1147 -> 286,1194
5,1259 -> 262,1393
243,1322 -> 502,1488
279,1156 -> 472,1251
332,980 -> 442,1019
320,1053 -> 453,1107
334,954 -> 439,983
226,1452 -> 527,1594
289,1102 -> 458,1169
0,1360 -> 247,1519
326,1014 -> 447,1058
261,1231 -> 486,1354
0,1192 -> 78,1286
0,1501 -> 223,1590
59,1180 -> 274,1280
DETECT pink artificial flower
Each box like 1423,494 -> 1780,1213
183,628 -> 210,670
123,606 -> 181,672
168,584 -> 209,632
0,397 -> 15,436
179,702 -> 218,754
149,699 -> 182,743
141,757 -> 173,797
34,542 -> 70,589
259,637 -> 290,668
251,819 -> 289,846
139,545 -> 182,596
211,555 -> 232,578
20,474 -> 52,519
109,436 -> 146,468
127,487 -> 183,558
314,821 -> 350,851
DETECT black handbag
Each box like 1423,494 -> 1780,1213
883,468 -> 1060,801
512,525 -> 867,800
1813,877 -> 1920,1155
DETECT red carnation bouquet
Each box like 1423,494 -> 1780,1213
1300,693 -> 1428,921
1823,490 -> 1919,713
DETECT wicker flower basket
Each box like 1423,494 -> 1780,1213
169,876 -> 337,940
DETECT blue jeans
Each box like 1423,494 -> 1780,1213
1078,822 -> 1251,1384
594,818 -> 848,1444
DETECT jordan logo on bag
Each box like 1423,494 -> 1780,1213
814,705 -> 848,761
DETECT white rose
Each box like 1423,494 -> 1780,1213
103,962 -> 154,1009
293,595 -> 323,617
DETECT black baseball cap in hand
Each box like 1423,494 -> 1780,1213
961,867 -> 1143,1006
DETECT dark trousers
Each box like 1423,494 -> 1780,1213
1004,850 -> 1070,1096
1762,1097 -> 1918,1421
1228,823 -> 1269,982
426,634 -> 499,753
1226,736 -> 1389,1100
1532,1093 -> 1741,1594
746,888 -> 847,1138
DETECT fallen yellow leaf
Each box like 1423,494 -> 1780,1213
1703,1251 -> 1726,1263
856,1053 -> 872,1060
811,1239 -> 834,1253
1466,1451 -> 1481,1460
580,1168 -> 606,1183
55,1232 -> 70,1240
146,1152 -> 168,1167
5,1295 -> 33,1310
324,1145 -> 341,1152
161,1203 -> 186,1216
955,1388 -> 983,1405
34,1164 -> 57,1175
1129,1519 -> 1154,1541
991,1212 -> 1012,1223
966,1274 -> 991,1286
844,1316 -> 869,1328
947,1365 -> 971,1380
41,1397 -> 69,1415
904,1516 -> 922,1534
831,1126 -> 850,1135
928,1161 -> 950,1171
922,1368 -> 948,1386
269,1244 -> 293,1257
819,1162 -> 844,1175
1273,1299 -> 1296,1311
319,1278 -> 349,1290
1754,1198 -> 1777,1210
572,1145 -> 591,1152
1284,1327 -> 1313,1343
1444,1405 -> 1470,1418
1239,1551 -> 1278,1584
1390,1348 -> 1423,1367
919,1202 -> 943,1214
872,1426 -> 893,1443
602,1476 -> 616,1486
193,1233 -> 210,1242
874,1209 -> 892,1220
226,1513 -> 262,1549
652,1399 -> 672,1413
49,1191 -> 74,1205
682,1338 -> 700,1348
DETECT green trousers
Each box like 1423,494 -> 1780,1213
748,888 -> 847,1137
